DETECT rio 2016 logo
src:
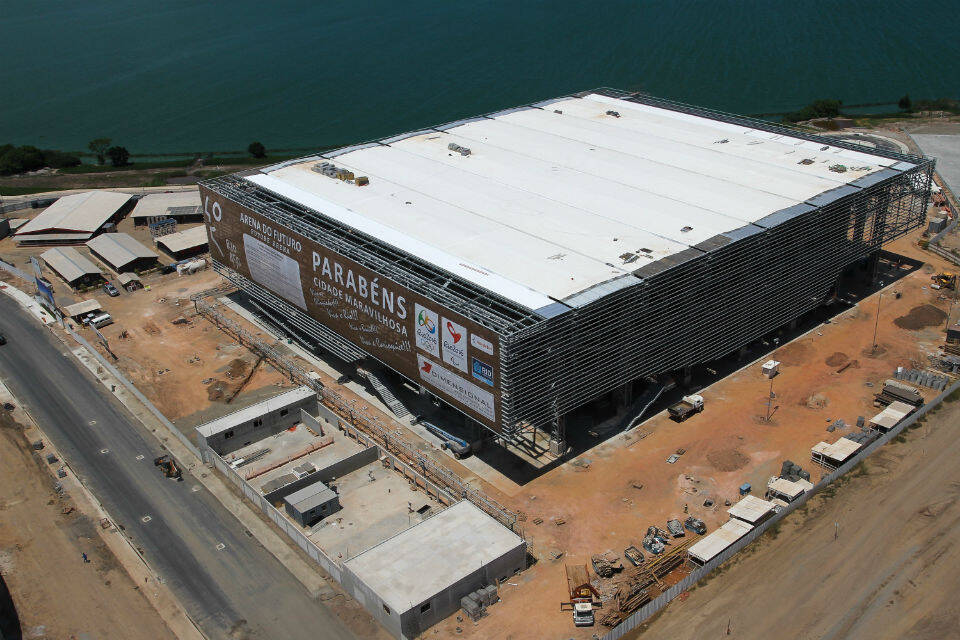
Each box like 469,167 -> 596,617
417,309 -> 436,334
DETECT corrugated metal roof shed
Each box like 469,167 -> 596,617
117,272 -> 141,285
41,247 -> 101,283
727,495 -> 776,524
87,232 -> 157,270
156,225 -> 208,254
17,191 -> 131,236
688,518 -> 753,564
62,299 -> 102,317
131,191 -> 201,219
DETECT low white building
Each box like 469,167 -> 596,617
341,501 -> 526,639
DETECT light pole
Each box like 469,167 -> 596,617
871,293 -> 883,354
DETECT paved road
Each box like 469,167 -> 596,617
0,295 -> 357,640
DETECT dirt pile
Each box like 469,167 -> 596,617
805,393 -> 829,408
894,304 -> 947,330
226,358 -> 249,379
825,352 -> 849,367
706,448 -> 750,472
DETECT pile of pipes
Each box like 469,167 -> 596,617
599,541 -> 691,626
460,584 -> 498,621
779,460 -> 810,482
894,367 -> 949,390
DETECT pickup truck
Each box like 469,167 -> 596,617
668,394 -> 704,421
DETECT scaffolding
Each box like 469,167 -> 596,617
201,89 -> 934,443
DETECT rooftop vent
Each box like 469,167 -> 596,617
619,252 -> 639,264
605,110 -> 621,118
680,226 -> 693,233
639,247 -> 652,253
714,138 -> 729,144
553,109 -> 563,114
447,142 -> 471,156
798,158 -> 815,165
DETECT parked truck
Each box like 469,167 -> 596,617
562,564 -> 600,627
668,394 -> 704,421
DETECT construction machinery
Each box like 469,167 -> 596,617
667,394 -> 704,422
154,455 -> 182,480
561,564 -> 601,627
931,272 -> 957,290
684,516 -> 707,535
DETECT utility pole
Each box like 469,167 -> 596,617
871,293 -> 883,354
764,378 -> 775,423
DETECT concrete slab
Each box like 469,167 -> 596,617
308,461 -> 438,561
910,133 -> 960,195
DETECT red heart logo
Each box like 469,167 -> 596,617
447,322 -> 462,343
421,361 -> 432,373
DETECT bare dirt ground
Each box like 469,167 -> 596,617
437,229 -> 960,639
0,411 -> 176,640
631,393 -> 960,640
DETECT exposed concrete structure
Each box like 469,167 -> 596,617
195,386 -> 318,455
342,501 -> 526,639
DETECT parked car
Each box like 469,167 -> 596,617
102,282 -> 120,297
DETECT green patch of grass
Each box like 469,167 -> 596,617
0,185 -> 71,196
59,159 -> 193,174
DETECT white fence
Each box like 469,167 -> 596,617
602,379 -> 960,640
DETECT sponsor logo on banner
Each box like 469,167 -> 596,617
417,355 -> 495,422
414,303 -> 439,356
470,333 -> 494,355
471,357 -> 494,387
441,317 -> 468,373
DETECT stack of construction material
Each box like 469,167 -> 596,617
599,541 -> 691,626
875,379 -> 924,407
460,584 -> 498,621
779,460 -> 810,482
591,552 -> 624,578
893,367 -> 949,391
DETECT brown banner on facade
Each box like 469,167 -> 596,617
200,185 -> 502,431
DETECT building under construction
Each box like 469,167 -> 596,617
200,89 -> 933,450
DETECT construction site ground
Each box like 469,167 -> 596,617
432,228 -> 959,640
0,409 -> 176,640
49,224 -> 958,640
632,389 -> 960,640
4,196 -> 958,639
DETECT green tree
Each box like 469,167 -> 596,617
88,137 -> 111,165
106,145 -> 130,167
248,141 -> 266,158
898,94 -> 912,111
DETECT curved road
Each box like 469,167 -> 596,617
0,295 -> 356,640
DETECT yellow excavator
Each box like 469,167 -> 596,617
932,272 -> 957,290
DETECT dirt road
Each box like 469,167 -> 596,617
0,411 -> 176,640
633,394 -> 960,640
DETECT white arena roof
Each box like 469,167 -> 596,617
246,92 -> 905,310
17,191 -> 131,238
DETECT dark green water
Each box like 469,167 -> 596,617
3,1 -> 957,154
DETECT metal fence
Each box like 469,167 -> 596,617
601,378 -> 960,640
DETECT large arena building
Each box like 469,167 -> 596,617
200,89 -> 933,449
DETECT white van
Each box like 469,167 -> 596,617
88,313 -> 114,329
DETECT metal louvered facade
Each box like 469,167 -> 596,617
202,89 -> 933,440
